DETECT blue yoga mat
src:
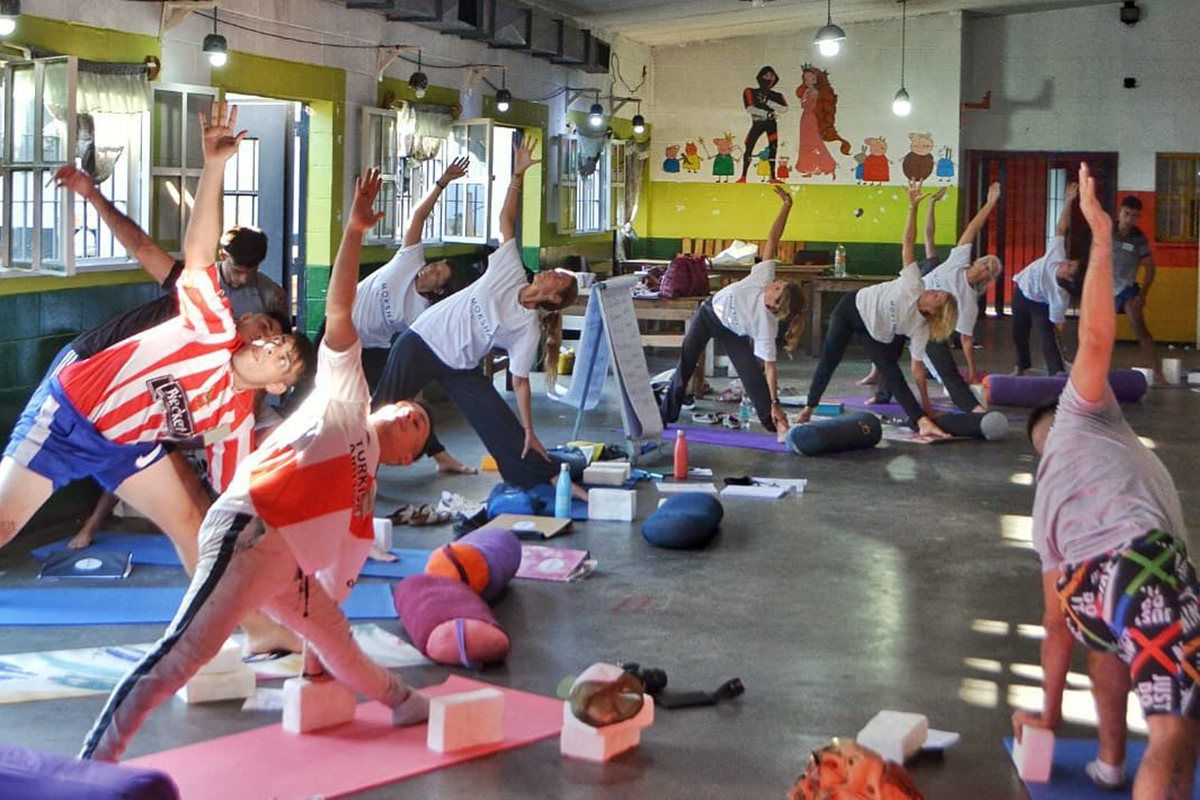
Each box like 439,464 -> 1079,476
31,531 -> 430,581
0,583 -> 397,626
1002,736 -> 1200,798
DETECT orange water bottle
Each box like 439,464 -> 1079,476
673,429 -> 688,480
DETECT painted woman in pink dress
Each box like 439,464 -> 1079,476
795,66 -> 850,179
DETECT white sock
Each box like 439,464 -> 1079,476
1085,757 -> 1126,789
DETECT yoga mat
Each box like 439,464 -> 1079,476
662,423 -> 787,453
0,583 -> 397,626
0,625 -> 426,704
836,396 -> 956,417
128,675 -> 564,800
32,533 -> 431,582
1002,737 -> 1200,799
31,532 -> 181,567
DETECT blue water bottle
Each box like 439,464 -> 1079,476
554,462 -> 572,519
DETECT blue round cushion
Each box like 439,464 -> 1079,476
641,493 -> 724,549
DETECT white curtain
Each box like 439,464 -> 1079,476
398,103 -> 453,162
77,69 -> 151,115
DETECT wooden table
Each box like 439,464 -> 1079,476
807,275 -> 892,356
562,293 -> 709,396
708,263 -> 829,286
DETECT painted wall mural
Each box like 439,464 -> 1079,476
647,17 -> 962,187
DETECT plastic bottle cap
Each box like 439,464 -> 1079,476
676,429 -> 685,438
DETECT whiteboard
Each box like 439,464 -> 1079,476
553,275 -> 662,442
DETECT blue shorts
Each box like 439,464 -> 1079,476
1115,283 -> 1140,313
3,375 -> 166,493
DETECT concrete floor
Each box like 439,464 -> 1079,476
2,319 -> 1197,799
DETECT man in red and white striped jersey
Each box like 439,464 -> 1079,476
0,101 -> 314,555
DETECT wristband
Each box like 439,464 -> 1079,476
435,180 -> 447,190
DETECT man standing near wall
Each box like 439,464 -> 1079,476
217,226 -> 288,318
1111,196 -> 1163,383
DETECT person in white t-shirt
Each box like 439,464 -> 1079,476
352,156 -> 476,476
660,186 -> 804,432
1012,181 -> 1082,376
794,185 -> 957,437
81,168 -> 436,763
373,135 -> 581,491
864,181 -> 1001,414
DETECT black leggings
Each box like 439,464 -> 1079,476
872,339 -> 979,413
1012,286 -> 1065,374
661,302 -> 776,431
806,292 -> 925,425
372,331 -> 559,489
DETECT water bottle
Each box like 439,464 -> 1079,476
673,429 -> 688,480
834,244 -> 847,277
738,396 -> 753,426
554,462 -> 571,519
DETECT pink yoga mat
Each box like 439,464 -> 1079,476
128,676 -> 562,799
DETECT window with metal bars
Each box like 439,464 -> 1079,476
1155,153 -> 1200,244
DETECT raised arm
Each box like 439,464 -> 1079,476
403,157 -> 468,247
185,101 -> 245,272
500,135 -> 540,244
326,171 -> 386,352
54,165 -> 176,283
957,181 -> 1001,247
761,185 -> 793,261
903,181 -> 930,267
1070,162 -> 1115,402
1055,182 -> 1078,238
924,187 -> 947,259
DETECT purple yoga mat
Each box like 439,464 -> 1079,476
662,424 -> 788,452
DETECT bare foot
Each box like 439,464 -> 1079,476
434,451 -> 478,475
242,612 -> 303,656
67,530 -> 95,549
1008,367 -> 1027,376
856,368 -> 880,386
570,482 -> 588,501
971,404 -> 986,414
863,396 -> 885,406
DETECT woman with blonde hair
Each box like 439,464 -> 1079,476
795,185 -> 956,438
660,186 -> 805,433
373,135 -> 579,491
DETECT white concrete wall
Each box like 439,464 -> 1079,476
961,0 -> 1199,191
22,0 -> 651,214
645,12 -> 964,185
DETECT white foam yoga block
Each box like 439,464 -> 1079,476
588,488 -> 636,521
426,688 -> 505,753
1011,725 -> 1054,782
583,463 -> 631,486
176,665 -> 256,704
195,638 -> 243,676
560,696 -> 655,762
856,710 -> 928,763
282,676 -> 357,734
373,517 -> 394,551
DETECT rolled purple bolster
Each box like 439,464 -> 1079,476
0,742 -> 179,799
459,527 -> 522,601
393,574 -> 510,666
985,370 -> 1147,407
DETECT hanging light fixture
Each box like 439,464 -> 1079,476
408,51 -> 429,100
0,0 -> 20,38
202,9 -> 228,68
892,0 -> 911,116
632,102 -> 646,135
588,91 -> 604,128
813,0 -> 845,57
495,69 -> 511,113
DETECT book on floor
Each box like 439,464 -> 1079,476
37,549 -> 132,580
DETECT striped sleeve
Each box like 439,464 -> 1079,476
178,264 -> 239,345
206,405 -> 255,494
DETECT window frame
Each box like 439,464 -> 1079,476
150,83 -> 220,259
1154,152 -> 1200,244
442,118 -> 493,245
0,55 -> 78,275
553,131 -> 616,236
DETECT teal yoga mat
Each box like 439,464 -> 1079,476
0,583 -> 397,626
1002,736 -> 1200,798
30,531 -> 430,580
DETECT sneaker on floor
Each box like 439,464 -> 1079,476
681,395 -> 696,411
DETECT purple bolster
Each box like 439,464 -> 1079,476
456,527 -> 522,602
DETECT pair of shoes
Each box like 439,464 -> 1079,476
722,415 -> 742,430
388,503 -> 453,526
681,394 -> 696,410
436,490 -> 483,519
691,412 -> 720,424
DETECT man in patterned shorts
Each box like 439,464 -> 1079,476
1017,163 -> 1198,799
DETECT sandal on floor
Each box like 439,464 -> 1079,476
722,415 -> 742,430
408,504 -> 453,526
691,411 -> 720,424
